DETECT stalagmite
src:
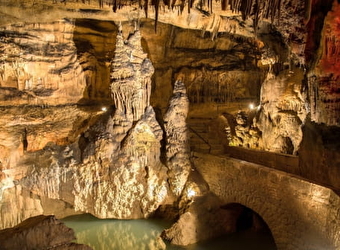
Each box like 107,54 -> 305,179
164,80 -> 191,196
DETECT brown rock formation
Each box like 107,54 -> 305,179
161,194 -> 238,246
306,0 -> 340,126
0,27 -> 170,227
0,20 -> 87,106
110,24 -> 153,121
0,215 -> 92,250
0,0 -> 339,249
164,80 -> 191,196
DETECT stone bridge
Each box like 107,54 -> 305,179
192,152 -> 340,250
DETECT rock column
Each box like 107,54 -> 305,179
164,80 -> 191,196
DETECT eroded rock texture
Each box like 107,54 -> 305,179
224,65 -> 308,155
110,25 -> 153,121
0,215 -> 92,250
161,194 -> 238,246
0,20 -> 86,105
164,80 -> 191,196
0,28 -> 171,228
0,1 -> 339,249
307,0 -> 340,126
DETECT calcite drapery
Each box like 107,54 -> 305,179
0,24 -> 168,229
110,25 -> 153,121
307,0 -> 340,126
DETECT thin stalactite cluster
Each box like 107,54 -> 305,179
75,0 -> 301,31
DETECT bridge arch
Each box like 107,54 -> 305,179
221,202 -> 274,235
193,153 -> 340,250
220,202 -> 277,250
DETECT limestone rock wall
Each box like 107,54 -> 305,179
0,105 -> 103,229
306,0 -> 340,126
224,68 -> 308,155
0,215 -> 92,250
177,68 -> 263,104
0,17 -> 264,111
0,28 -> 172,229
143,22 -> 264,113
73,19 -> 116,103
255,68 -> 308,154
0,20 -> 87,105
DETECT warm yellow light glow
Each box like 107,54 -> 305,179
249,103 -> 254,110
187,189 -> 196,198
101,107 -> 107,112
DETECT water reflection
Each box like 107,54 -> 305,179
63,214 -> 167,250
62,214 -> 276,250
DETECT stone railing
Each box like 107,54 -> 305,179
225,145 -> 340,193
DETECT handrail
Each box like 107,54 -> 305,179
188,126 -> 212,153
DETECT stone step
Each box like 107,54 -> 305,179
187,116 -> 225,155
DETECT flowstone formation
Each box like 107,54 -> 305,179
0,27 -> 171,229
223,69 -> 307,155
256,69 -> 307,155
110,24 -> 153,122
220,21 -> 308,156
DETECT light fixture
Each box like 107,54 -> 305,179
249,103 -> 254,110
101,107 -> 107,112
187,189 -> 196,198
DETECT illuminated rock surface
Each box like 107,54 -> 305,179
0,0 -> 339,249
0,28 -> 170,226
164,80 -> 191,196
0,20 -> 87,106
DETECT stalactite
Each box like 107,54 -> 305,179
112,0 -> 117,12
304,0 -> 312,24
144,0 -> 149,18
163,0 -> 171,7
171,0 -> 176,10
154,0 -> 160,31
179,0 -> 186,13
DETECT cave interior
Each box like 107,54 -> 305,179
0,0 -> 339,249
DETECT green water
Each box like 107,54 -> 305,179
62,214 -> 276,250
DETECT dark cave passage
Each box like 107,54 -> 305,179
221,203 -> 277,249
